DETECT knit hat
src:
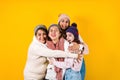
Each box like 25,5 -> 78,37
34,24 -> 48,35
58,14 -> 70,23
66,23 -> 79,39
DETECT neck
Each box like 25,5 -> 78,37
52,38 -> 59,44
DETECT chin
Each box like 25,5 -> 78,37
51,37 -> 56,40
39,40 -> 45,44
62,28 -> 66,30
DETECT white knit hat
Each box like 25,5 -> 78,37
58,14 -> 70,23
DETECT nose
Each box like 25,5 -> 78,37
40,34 -> 44,40
63,22 -> 66,25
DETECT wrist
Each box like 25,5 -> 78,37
79,44 -> 84,50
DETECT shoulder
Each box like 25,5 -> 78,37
64,39 -> 69,52
64,39 -> 69,45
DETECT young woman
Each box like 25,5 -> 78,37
45,24 -> 68,80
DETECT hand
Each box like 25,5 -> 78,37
77,53 -> 83,61
68,42 -> 79,52
73,59 -> 81,64
49,58 -> 55,64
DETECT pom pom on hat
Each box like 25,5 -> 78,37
71,23 -> 77,27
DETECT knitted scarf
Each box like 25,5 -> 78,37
47,37 -> 64,80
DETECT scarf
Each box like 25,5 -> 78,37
47,37 -> 64,80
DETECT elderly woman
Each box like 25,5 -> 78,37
23,24 -> 81,80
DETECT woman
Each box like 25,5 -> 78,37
46,24 -> 71,80
23,24 -> 81,80
58,14 -> 89,80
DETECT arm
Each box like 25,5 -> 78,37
53,58 -> 83,71
29,43 -> 78,58
79,34 -> 89,54
82,43 -> 89,54
68,42 -> 89,55
53,58 -> 74,69
53,61 -> 67,69
71,58 -> 83,71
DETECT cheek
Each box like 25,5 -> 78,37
57,32 -> 61,37
44,35 -> 47,38
66,23 -> 69,27
69,37 -> 74,40
48,33 -> 53,39
67,36 -> 70,39
36,36 -> 40,41
36,35 -> 40,39
69,37 -> 72,40
59,22 -> 62,26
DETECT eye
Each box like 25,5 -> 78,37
68,34 -> 72,37
50,29 -> 53,32
43,33 -> 46,36
55,29 -> 59,32
65,21 -> 69,23
38,33 -> 41,36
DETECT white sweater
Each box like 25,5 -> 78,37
79,35 -> 89,54
23,36 -> 78,80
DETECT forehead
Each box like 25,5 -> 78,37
37,29 -> 46,33
60,18 -> 69,22
50,26 -> 59,30
66,32 -> 73,35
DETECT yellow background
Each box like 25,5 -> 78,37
0,0 -> 120,80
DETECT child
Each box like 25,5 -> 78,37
50,23 -> 84,80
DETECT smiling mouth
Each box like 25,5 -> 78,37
67,40 -> 71,42
51,35 -> 56,37
61,26 -> 65,28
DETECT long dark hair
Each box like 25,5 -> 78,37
58,22 -> 70,39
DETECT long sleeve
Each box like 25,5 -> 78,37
53,58 -> 73,69
29,42 -> 78,58
79,35 -> 89,54
53,58 -> 82,71
83,43 -> 89,54
71,58 -> 83,71
53,61 -> 66,69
